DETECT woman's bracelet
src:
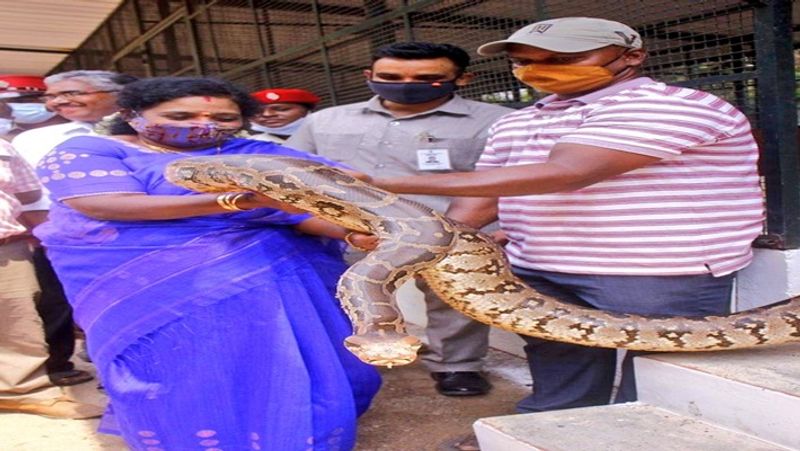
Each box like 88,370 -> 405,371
216,193 -> 251,212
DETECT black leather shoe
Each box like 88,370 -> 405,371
431,371 -> 491,396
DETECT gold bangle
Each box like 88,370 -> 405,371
216,193 -> 232,210
221,193 -> 239,211
216,193 -> 250,212
229,193 -> 250,210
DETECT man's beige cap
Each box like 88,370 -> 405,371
478,17 -> 642,55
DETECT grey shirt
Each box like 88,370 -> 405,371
286,94 -> 513,213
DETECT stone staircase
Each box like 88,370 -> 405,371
473,343 -> 800,450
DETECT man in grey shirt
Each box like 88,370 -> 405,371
287,42 -> 512,396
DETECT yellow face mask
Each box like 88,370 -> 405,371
512,64 -> 615,95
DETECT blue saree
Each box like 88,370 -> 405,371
35,136 -> 381,451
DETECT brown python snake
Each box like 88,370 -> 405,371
165,155 -> 800,367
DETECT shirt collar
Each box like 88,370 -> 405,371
535,77 -> 655,108
361,94 -> 472,118
63,121 -> 95,135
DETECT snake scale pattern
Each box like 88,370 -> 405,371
165,155 -> 800,367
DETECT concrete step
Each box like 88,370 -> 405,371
473,402 -> 790,451
635,342 -> 800,450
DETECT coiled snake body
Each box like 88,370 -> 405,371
165,155 -> 800,367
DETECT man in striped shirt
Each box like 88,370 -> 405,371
375,17 -> 763,412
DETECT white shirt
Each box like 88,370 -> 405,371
12,121 -> 95,210
247,132 -> 286,144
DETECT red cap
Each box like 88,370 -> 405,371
251,88 -> 320,106
0,75 -> 46,97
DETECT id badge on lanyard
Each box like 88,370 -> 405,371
415,131 -> 452,171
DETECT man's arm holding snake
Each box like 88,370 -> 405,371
446,196 -> 499,229
373,143 -> 660,197
445,196 -> 508,244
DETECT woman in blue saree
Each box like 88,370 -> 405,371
34,77 -> 381,451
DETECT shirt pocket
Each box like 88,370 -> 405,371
314,133 -> 364,162
420,137 -> 486,172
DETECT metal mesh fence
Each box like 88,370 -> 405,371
54,0 -> 799,246
55,0 -> 786,115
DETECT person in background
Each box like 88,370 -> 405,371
372,17 -> 763,413
0,75 -> 91,387
248,88 -> 320,143
0,75 -> 67,140
35,76 -> 380,450
0,137 -> 103,419
287,42 -> 514,397
11,71 -> 138,373
13,70 -> 138,169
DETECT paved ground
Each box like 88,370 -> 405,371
356,350 -> 530,451
0,348 -> 530,451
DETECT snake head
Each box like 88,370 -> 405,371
344,334 -> 422,368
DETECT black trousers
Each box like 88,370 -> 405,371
32,246 -> 77,375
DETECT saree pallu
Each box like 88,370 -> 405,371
43,223 -> 381,451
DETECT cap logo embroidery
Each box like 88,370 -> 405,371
614,31 -> 637,46
529,23 -> 553,34
266,92 -> 280,100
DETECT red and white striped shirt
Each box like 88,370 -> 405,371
477,77 -> 764,276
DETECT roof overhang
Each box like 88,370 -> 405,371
0,0 -> 123,75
